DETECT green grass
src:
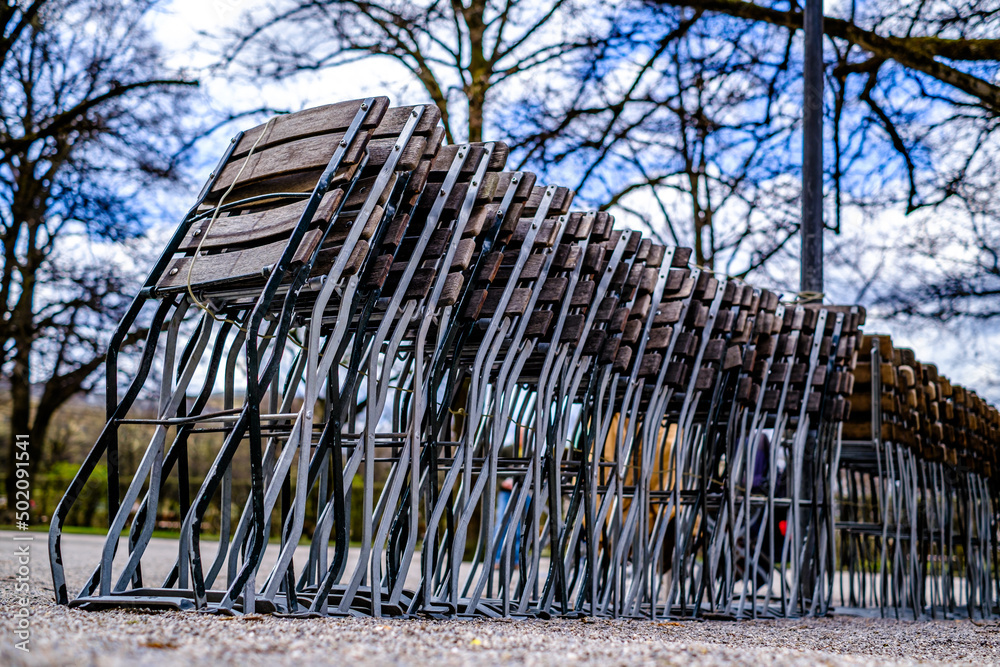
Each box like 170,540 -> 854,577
0,524 -> 363,546
0,524 -> 200,540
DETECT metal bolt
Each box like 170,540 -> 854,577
361,103 -> 368,111
193,229 -> 201,237
209,172 -> 215,179
394,145 -> 400,151
472,180 -> 477,186
168,267 -> 178,276
340,139 -> 347,147
511,178 -> 518,184
412,109 -> 418,117
439,189 -> 446,197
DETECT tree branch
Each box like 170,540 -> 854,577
651,0 -> 1000,113
0,78 -> 199,161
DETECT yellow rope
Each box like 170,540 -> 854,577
789,290 -> 825,304
508,417 -> 535,432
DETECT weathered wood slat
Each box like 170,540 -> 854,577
480,287 -> 532,317
371,104 -> 442,139
179,190 -> 344,251
157,228 -> 323,292
212,130 -> 371,198
525,310 -> 554,337
429,143 -> 509,176
438,273 -> 464,306
231,97 -> 389,158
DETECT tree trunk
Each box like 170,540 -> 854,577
463,0 -> 490,144
6,343 -> 31,512
4,197 -> 42,512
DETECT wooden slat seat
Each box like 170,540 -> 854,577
156,229 -> 324,293
177,191 -> 343,252
370,143 -> 510,323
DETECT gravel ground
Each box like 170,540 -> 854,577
2,530 -> 998,667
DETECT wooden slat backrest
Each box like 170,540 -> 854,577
176,191 -> 342,252
305,104 -> 446,286
156,228 -> 326,293
157,98 -> 393,295
200,97 -> 389,206
456,172 -> 538,322
231,98 -> 389,156
208,130 -> 370,198
391,143 -> 509,305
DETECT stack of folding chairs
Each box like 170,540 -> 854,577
837,335 -> 999,620
48,98 -> 999,620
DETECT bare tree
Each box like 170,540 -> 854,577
646,1 -> 1000,295
506,6 -> 806,274
654,0 -> 1000,113
223,1 -> 809,276
0,0 -> 197,508
221,0 -> 608,144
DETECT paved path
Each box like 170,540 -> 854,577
1,531 -> 997,666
